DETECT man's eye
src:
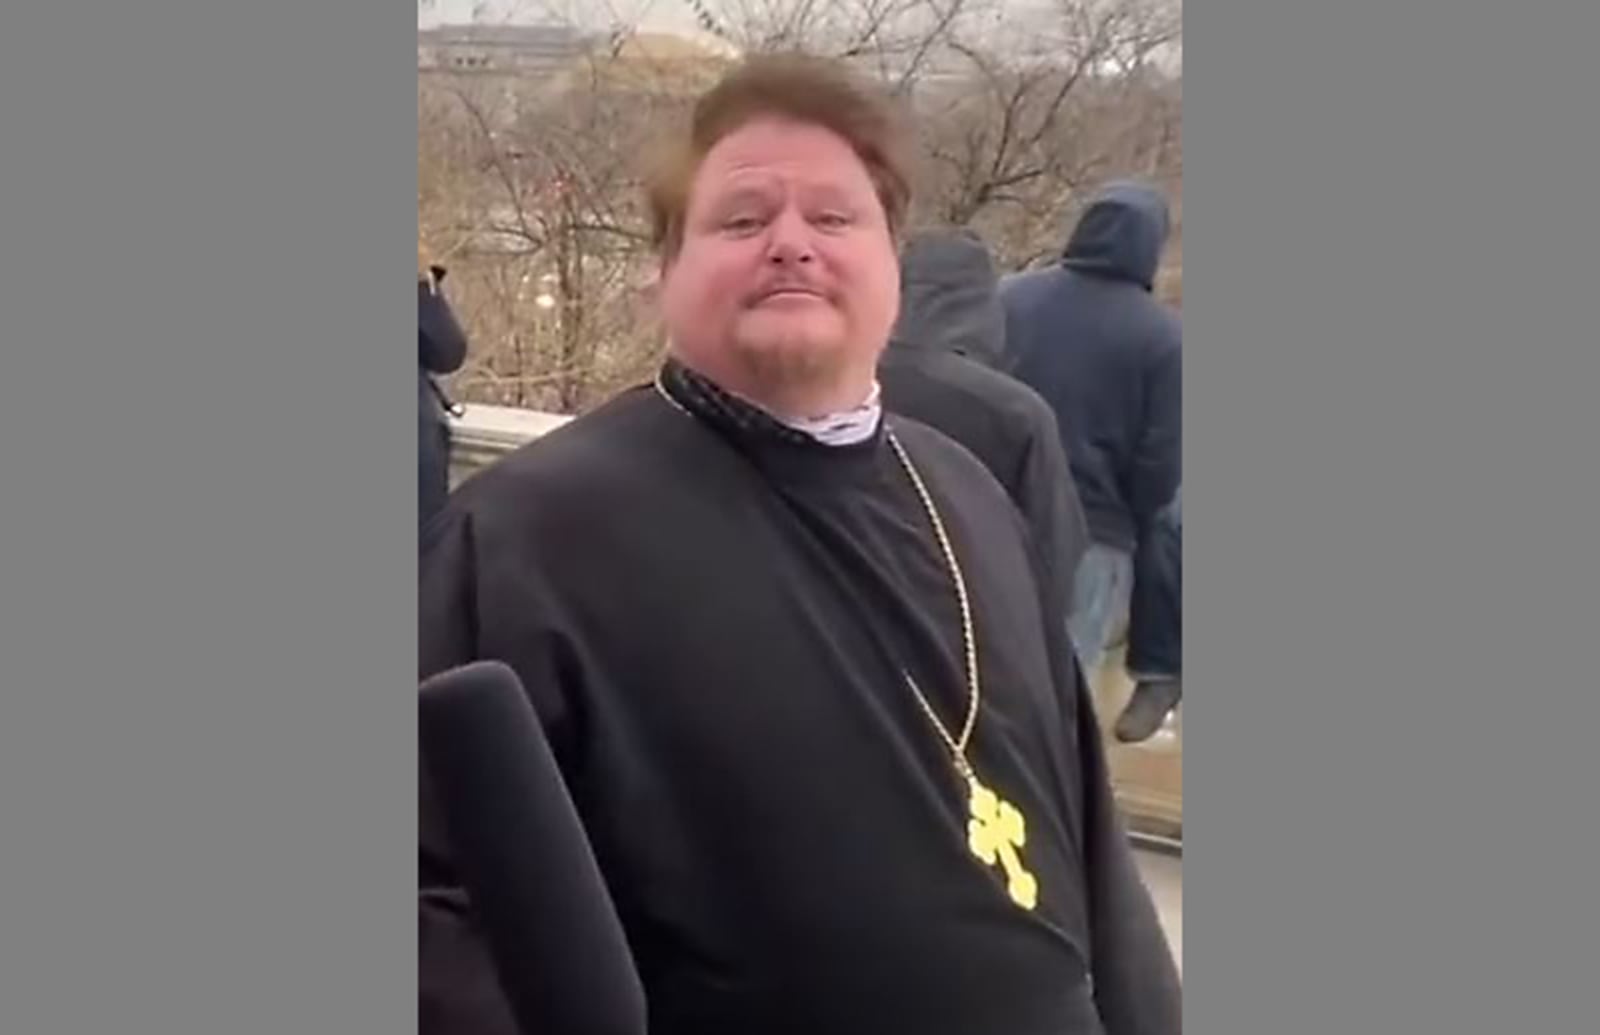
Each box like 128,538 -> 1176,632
722,216 -> 763,234
815,212 -> 853,230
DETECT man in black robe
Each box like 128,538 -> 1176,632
420,54 -> 1180,1035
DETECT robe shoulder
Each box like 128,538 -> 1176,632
446,387 -> 680,522
888,414 -> 1030,540
418,387 -> 682,682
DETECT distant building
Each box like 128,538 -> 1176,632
542,30 -> 738,97
418,23 -> 601,77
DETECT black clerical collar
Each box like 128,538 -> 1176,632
656,358 -> 888,482
659,358 -> 817,446
659,359 -> 886,447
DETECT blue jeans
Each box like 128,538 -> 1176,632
1068,543 -> 1135,676
1127,491 -> 1182,680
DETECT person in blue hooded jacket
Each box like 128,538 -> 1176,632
1000,182 -> 1181,729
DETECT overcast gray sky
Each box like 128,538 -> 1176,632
418,0 -> 1181,73
420,1 -> 708,35
418,0 -> 1067,35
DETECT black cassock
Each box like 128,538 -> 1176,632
420,362 -> 1180,1035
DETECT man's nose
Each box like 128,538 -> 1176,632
765,209 -> 815,265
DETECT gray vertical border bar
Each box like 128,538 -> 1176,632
0,2 -> 416,1032
1192,0 -> 1599,1032
2,0 -> 1598,1032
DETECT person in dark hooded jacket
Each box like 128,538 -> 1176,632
1000,184 -> 1182,720
419,262 -> 469,535
879,228 -> 1091,628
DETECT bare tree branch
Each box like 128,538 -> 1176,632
420,0 -> 1181,413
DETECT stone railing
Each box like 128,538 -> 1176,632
447,403 -> 572,487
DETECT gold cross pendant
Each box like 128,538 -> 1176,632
966,775 -> 1039,910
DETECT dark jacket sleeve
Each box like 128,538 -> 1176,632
1128,329 -> 1181,533
419,506 -> 581,1035
420,847 -> 522,1035
420,269 -> 470,376
420,509 -> 515,1035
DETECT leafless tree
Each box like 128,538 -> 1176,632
419,0 -> 1181,412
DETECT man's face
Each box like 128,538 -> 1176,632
658,117 -> 900,414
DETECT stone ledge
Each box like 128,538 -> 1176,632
447,403 -> 571,485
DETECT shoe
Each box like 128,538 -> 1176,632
1114,678 -> 1182,743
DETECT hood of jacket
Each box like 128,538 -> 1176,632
1060,181 -> 1170,291
888,228 -> 1007,366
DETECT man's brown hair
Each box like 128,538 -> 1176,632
645,52 -> 913,258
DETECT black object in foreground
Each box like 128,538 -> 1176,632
420,660 -> 646,1035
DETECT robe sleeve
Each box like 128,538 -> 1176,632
418,505 -> 583,1035
1027,509 -> 1182,1033
1072,660 -> 1184,1034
